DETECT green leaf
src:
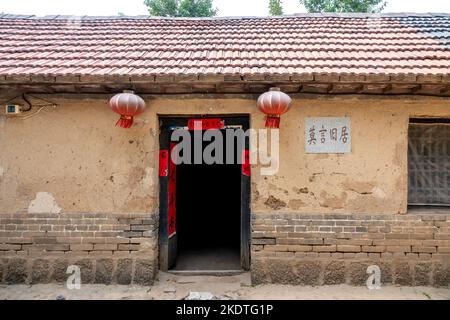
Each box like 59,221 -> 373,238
144,0 -> 217,17
269,0 -> 284,16
300,0 -> 387,13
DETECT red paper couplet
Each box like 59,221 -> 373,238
242,149 -> 251,177
159,150 -> 169,177
188,118 -> 225,131
168,143 -> 177,237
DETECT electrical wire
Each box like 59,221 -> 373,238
25,94 -> 57,107
18,106 -> 46,120
17,103 -> 58,120
21,93 -> 32,112
1,93 -> 57,118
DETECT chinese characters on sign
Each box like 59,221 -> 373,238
305,117 -> 351,154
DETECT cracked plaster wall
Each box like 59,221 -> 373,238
0,95 -> 449,215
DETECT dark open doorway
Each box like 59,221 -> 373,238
174,151 -> 241,270
159,116 -> 250,273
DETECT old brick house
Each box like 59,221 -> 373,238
0,13 -> 449,287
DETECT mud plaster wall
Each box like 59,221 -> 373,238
0,95 -> 449,216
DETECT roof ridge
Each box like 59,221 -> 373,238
0,12 -> 450,21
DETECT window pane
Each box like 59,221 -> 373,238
408,124 -> 450,206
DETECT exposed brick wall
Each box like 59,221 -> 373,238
3,211 -> 450,287
0,212 -> 158,285
252,213 -> 450,287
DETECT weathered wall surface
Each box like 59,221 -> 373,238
1,94 -> 449,215
254,97 -> 449,215
0,94 -> 449,285
0,95 -> 162,284
0,97 -> 157,214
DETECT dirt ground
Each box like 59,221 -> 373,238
1,273 -> 449,300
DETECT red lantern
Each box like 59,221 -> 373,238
109,91 -> 146,129
257,87 -> 292,128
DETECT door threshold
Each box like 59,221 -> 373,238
168,270 -> 245,276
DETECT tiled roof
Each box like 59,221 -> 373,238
0,13 -> 449,80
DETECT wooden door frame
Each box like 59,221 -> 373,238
158,115 -> 251,272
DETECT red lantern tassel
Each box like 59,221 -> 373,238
265,116 -> 281,129
116,116 -> 134,129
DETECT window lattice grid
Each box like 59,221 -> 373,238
408,124 -> 450,206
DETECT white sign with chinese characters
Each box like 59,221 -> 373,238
305,117 -> 351,154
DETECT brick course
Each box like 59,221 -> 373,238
0,212 -> 158,285
2,211 -> 450,287
252,213 -> 450,287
